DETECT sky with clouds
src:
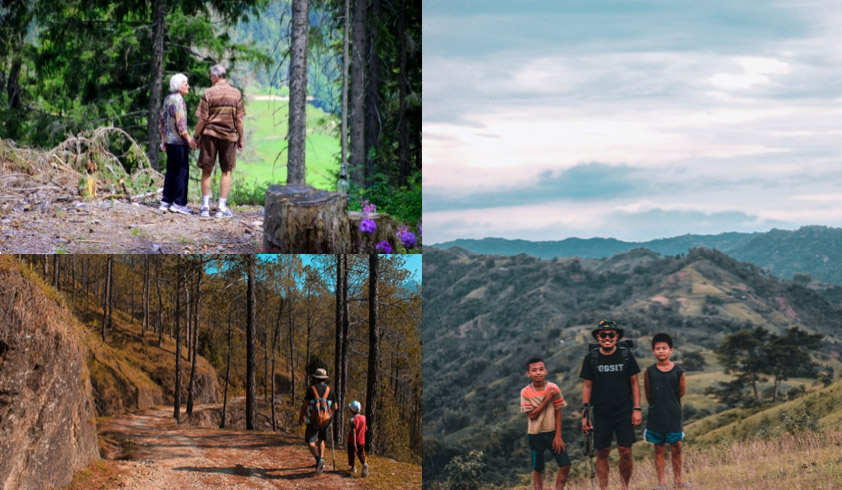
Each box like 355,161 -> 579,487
424,0 -> 842,244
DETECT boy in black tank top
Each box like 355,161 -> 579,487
643,333 -> 688,489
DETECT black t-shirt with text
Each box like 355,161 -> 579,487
580,348 -> 641,416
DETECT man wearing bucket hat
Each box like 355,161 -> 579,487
347,400 -> 369,477
579,320 -> 642,490
299,368 -> 337,475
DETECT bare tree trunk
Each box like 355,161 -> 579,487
349,0 -> 367,187
174,259 -> 183,421
147,0 -> 166,171
246,255 -> 257,430
287,0 -> 309,184
333,255 -> 344,442
364,0 -> 380,186
287,286 -> 296,409
102,256 -> 113,342
341,0 -> 350,184
221,308 -> 233,429
187,266 -> 202,416
142,256 -> 150,337
53,255 -> 60,290
398,0 -> 409,185
157,274 -> 164,347
271,298 -> 282,431
365,253 -> 380,453
338,254 -> 350,440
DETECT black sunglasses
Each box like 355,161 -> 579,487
598,332 -> 616,339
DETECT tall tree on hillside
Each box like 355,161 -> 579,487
102,256 -> 113,342
715,327 -> 770,403
340,0 -> 350,187
173,256 -> 184,421
333,254 -> 346,442
53,255 -> 60,290
187,260 -> 204,416
764,327 -> 823,401
366,253 -> 380,453
364,0 -> 381,184
337,254 -> 351,438
142,256 -> 150,337
246,254 -> 257,430
349,0 -> 367,186
287,0 -> 309,184
397,0 -> 409,184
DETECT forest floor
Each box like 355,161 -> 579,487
70,405 -> 420,490
0,198 -> 265,253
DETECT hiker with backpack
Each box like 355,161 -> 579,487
298,368 -> 337,475
347,400 -> 369,477
580,320 -> 642,490
521,357 -> 571,490
644,333 -> 688,490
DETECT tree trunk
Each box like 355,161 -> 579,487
364,0 -> 380,186
7,58 -> 21,111
174,261 -> 183,421
246,255 -> 257,430
221,308 -> 233,429
338,254 -> 350,440
142,256 -> 150,337
53,255 -> 60,290
287,0 -> 309,184
263,185 -> 350,253
365,253 -> 379,453
102,256 -> 113,342
349,0 -> 367,186
156,275 -> 164,347
398,0 -> 409,185
147,0 -> 166,171
333,255 -> 344,443
287,286 -> 296,408
271,297 -> 282,431
341,0 -> 350,185
187,267 -> 202,416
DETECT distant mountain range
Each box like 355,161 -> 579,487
433,226 -> 842,284
422,245 -> 842,487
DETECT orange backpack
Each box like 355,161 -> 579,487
310,385 -> 332,428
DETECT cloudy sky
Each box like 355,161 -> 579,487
424,0 -> 842,244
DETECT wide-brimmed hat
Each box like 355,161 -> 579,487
311,368 -> 329,380
592,319 -> 624,340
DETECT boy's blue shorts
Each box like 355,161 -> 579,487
644,429 -> 684,445
528,431 -> 571,472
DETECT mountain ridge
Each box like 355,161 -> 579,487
433,226 -> 842,284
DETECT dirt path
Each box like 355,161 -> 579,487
0,199 -> 264,253
99,406 -> 366,490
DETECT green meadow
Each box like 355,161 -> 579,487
234,97 -> 340,191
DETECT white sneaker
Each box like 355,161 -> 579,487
199,206 -> 210,217
215,207 -> 233,218
362,463 -> 368,477
350,466 -> 357,474
316,458 -> 325,475
169,204 -> 193,215
158,201 -> 171,211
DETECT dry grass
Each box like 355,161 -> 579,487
511,430 -> 842,490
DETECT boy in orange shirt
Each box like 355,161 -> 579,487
521,357 -> 570,490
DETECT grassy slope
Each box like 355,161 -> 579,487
236,99 -> 339,190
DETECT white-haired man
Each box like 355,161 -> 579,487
193,64 -> 245,218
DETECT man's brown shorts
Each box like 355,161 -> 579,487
198,135 -> 237,172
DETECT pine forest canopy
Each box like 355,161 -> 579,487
0,0 -> 421,192
16,253 -> 422,463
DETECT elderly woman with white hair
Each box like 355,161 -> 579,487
157,73 -> 197,214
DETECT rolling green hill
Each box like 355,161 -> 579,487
422,246 -> 842,488
434,226 -> 842,285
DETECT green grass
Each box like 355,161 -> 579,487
235,99 -> 339,191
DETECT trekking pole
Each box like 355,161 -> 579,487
584,406 -> 596,490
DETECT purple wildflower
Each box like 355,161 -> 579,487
418,224 -> 422,237
400,230 -> 417,249
375,241 -> 392,254
360,217 -> 376,234
361,199 -> 377,214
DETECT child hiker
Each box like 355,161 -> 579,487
521,357 -> 570,490
643,333 -> 688,489
347,400 -> 369,477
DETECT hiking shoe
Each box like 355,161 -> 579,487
350,466 -> 357,474
169,204 -> 193,215
199,206 -> 210,217
158,201 -> 171,211
215,207 -> 233,218
362,463 -> 368,477
316,458 -> 325,475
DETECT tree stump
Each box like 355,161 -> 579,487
263,185 -> 351,253
349,211 -> 401,252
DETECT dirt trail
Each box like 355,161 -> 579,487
99,406 -> 364,490
0,199 -> 264,253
